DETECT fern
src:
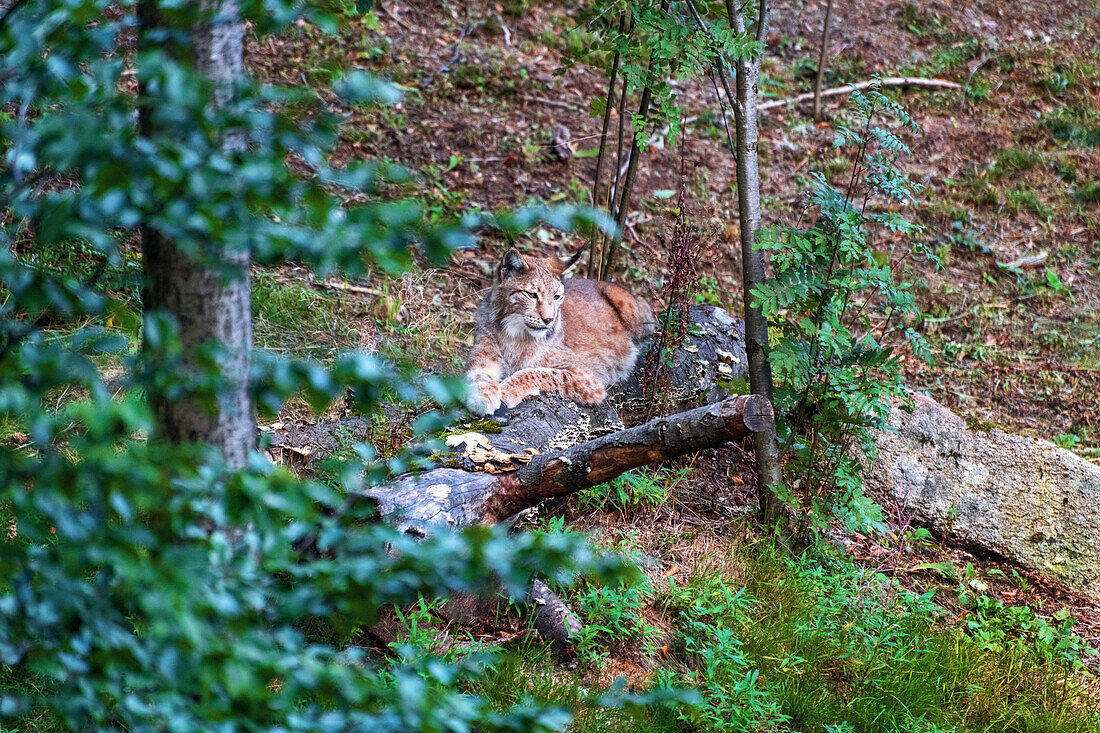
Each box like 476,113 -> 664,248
753,87 -> 933,540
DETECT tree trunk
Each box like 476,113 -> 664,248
812,0 -> 835,123
138,1 -> 253,469
725,0 -> 785,524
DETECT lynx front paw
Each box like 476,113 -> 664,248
466,380 -> 502,415
500,376 -> 540,408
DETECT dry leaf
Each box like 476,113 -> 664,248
445,432 -> 491,450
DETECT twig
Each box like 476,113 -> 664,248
318,279 -> 381,297
519,95 -> 585,112
675,77 -> 962,132
495,14 -> 511,46
758,77 -> 962,111
424,25 -> 470,87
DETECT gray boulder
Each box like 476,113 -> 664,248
866,394 -> 1100,600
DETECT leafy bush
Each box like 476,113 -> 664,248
752,85 -> 933,539
574,573 -> 659,662
660,571 -> 786,731
0,1 -> 638,730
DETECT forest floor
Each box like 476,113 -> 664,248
249,0 -> 1100,458
242,0 -> 1100,729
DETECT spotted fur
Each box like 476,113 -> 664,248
465,247 -> 654,415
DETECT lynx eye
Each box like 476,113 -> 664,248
553,292 -> 563,301
525,291 -> 537,299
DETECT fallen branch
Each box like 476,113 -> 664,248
528,579 -> 583,655
650,77 -> 965,144
361,393 -> 773,533
520,95 -> 585,112
758,77 -> 962,112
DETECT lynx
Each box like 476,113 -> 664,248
465,247 -> 654,415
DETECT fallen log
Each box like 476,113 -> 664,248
361,393 -> 774,535
528,579 -> 584,655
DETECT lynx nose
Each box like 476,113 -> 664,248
541,316 -> 554,326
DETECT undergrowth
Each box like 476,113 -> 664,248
470,532 -> 1100,733
252,270 -> 359,359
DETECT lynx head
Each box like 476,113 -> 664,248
493,246 -> 584,340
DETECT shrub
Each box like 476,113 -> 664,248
752,85 -> 933,539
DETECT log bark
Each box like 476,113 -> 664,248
528,579 -> 583,655
361,394 -> 774,535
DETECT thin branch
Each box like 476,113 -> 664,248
758,77 -> 962,111
599,66 -> 632,278
754,0 -> 771,49
602,0 -> 669,279
589,12 -> 628,278
685,0 -> 744,134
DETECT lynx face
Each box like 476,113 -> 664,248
494,249 -> 569,340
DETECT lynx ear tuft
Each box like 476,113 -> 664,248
499,247 -> 529,278
555,245 -> 586,276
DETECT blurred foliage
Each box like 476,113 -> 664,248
0,1 -> 655,730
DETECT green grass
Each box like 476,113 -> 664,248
730,544 -> 1100,733
994,149 -> 1041,178
474,534 -> 1100,732
0,666 -> 65,733
1007,188 -> 1050,218
1075,180 -> 1100,204
251,270 -> 359,359
472,644 -> 683,733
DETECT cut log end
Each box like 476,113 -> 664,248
739,394 -> 774,433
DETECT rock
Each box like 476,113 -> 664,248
866,394 -> 1100,600
550,123 -> 573,162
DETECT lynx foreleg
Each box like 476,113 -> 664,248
499,367 -> 607,408
465,336 -> 505,415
